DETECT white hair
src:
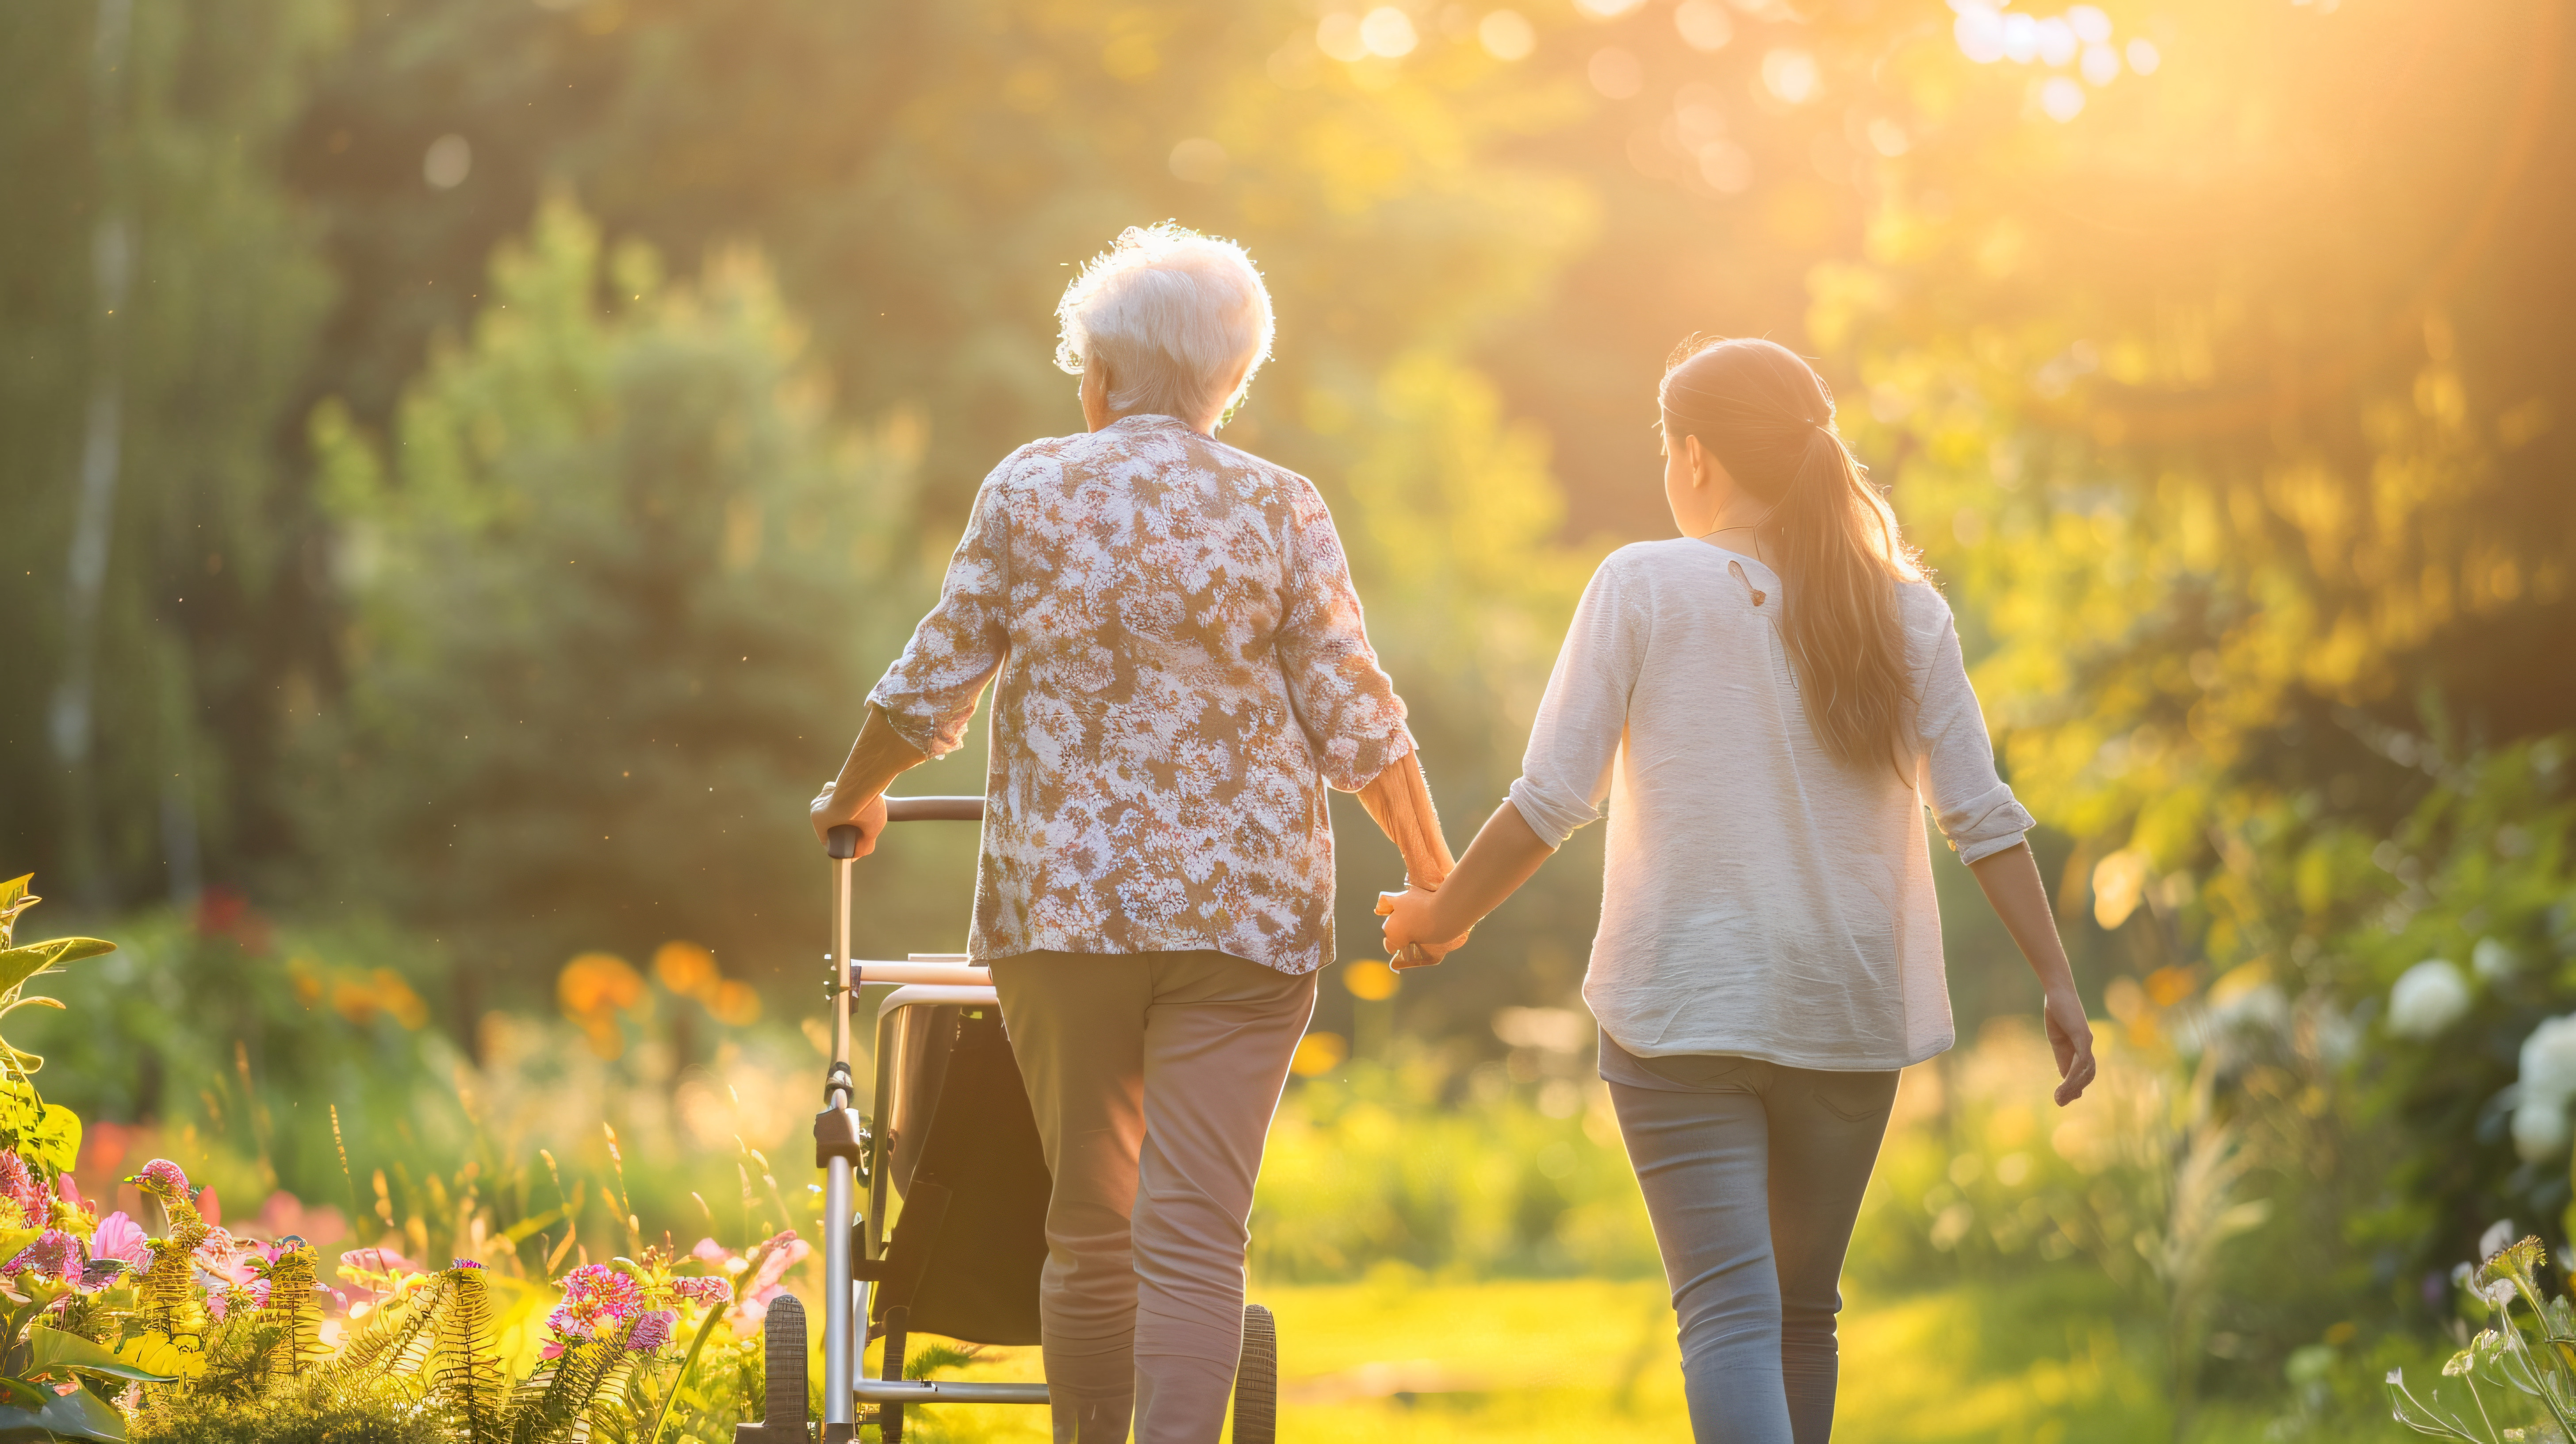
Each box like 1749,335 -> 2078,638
1054,223 -> 1274,428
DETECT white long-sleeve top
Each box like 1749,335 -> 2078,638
1508,538 -> 2033,1071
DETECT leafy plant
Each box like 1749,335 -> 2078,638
2389,1235 -> 2576,1441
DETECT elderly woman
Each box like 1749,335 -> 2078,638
809,223 -> 1454,1444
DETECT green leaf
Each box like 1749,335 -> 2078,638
29,1329 -> 174,1384
0,1233 -> 44,1270
111,1335 -> 191,1382
19,1105 -> 80,1175
0,1380 -> 129,1442
498,1204 -> 567,1246
0,879 -> 31,942
0,938 -> 114,997
0,1380 -> 42,1411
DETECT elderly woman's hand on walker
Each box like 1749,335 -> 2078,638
809,703 -> 927,857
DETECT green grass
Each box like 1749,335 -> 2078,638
870,1272 -> 2404,1443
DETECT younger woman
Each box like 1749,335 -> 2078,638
1379,337 -> 2096,1444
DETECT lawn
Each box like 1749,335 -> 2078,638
871,1272 -> 2344,1443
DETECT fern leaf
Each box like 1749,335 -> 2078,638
257,1244 -> 326,1388
566,1352 -> 640,1444
431,1265 -> 509,1444
135,1204 -> 212,1349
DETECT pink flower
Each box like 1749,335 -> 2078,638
625,1309 -> 676,1354
545,1264 -> 647,1346
339,1246 -> 418,1276
194,1228 -> 268,1287
90,1213 -> 149,1268
0,1154 -> 44,1224
672,1275 -> 731,1306
130,1160 -> 191,1199
726,1231 -> 809,1331
4,1230 -> 82,1280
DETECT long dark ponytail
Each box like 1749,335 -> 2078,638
1658,337 -> 1924,773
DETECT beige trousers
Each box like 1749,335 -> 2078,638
988,950 -> 1317,1444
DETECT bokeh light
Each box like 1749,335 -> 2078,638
1357,6 -> 1418,59
1761,48 -> 1820,105
1477,8 -> 1535,61
1674,0 -> 1733,52
422,134 -> 470,190
2039,74 -> 2087,121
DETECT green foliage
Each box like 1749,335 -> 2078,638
2388,1237 -> 2576,1441
300,194 -> 934,993
259,1248 -> 327,1387
1,0 -> 341,902
429,1268 -> 508,1444
0,875 -> 113,1091
134,1181 -> 211,1354
1254,1048 -> 1656,1283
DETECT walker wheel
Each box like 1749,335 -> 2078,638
1231,1302 -> 1278,1444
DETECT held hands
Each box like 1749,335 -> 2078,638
808,781 -> 889,856
1376,885 -> 1471,971
2043,987 -> 2097,1106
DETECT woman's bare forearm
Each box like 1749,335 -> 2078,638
1418,801 -> 1555,938
830,703 -> 930,807
1968,840 -> 2078,998
1355,751 -> 1456,888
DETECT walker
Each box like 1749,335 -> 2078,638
733,796 -> 1281,1442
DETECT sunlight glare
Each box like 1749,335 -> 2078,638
1575,0 -> 1650,17
1318,12 -> 1370,62
2039,75 -> 2086,121
2035,16 -> 2077,65
2080,42 -> 2120,84
1868,116 -> 1911,156
1478,8 -> 1536,60
2066,4 -> 2112,43
2001,13 -> 2038,63
1954,4 -> 2006,63
2125,37 -> 2161,74
1675,0 -> 1733,51
1761,47 -> 1820,104
1359,7 -> 1419,58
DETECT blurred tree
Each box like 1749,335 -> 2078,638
0,0 -> 339,909
301,197 -> 930,1007
1809,0 -> 2576,1354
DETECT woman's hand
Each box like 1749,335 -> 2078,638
2044,987 -> 2097,1106
1376,885 -> 1470,970
809,781 -> 889,856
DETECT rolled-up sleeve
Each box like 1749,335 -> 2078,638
1507,558 -> 1641,849
1914,611 -> 2035,864
1274,482 -> 1413,792
866,459 -> 1017,760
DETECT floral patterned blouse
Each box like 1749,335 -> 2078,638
867,414 -> 1416,975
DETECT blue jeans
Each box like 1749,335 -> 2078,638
1602,1033 -> 1899,1444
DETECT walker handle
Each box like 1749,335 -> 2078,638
826,825 -> 860,859
885,796 -> 984,822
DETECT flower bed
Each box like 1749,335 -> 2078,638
0,875 -> 781,1443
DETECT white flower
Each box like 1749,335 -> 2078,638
2480,1218 -> 2521,1261
2522,1015 -> 2576,1106
2474,937 -> 2520,982
2514,1099 -> 2572,1161
2388,959 -> 2471,1039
